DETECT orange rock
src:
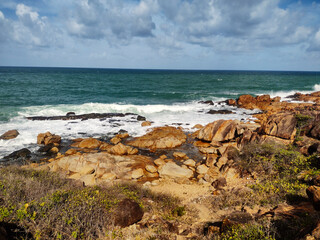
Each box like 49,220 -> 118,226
109,143 -> 138,155
0,130 -> 19,140
110,136 -> 121,145
78,138 -> 101,149
127,126 -> 186,149
141,121 -> 152,127
197,120 -> 240,142
37,131 -> 61,145
65,148 -> 78,155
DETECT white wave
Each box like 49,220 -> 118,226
0,101 -> 258,159
314,84 -> 320,91
266,83 -> 320,101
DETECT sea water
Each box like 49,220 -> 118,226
0,67 -> 319,158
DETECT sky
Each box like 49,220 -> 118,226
0,0 -> 320,71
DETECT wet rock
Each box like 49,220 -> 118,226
113,198 -> 144,227
137,115 -> 146,121
27,112 -> 143,121
207,110 -> 234,114
3,148 -> 31,162
141,121 -> 152,127
66,112 -> 75,117
0,130 -> 19,140
128,126 -> 187,150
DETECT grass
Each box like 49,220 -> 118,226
0,166 -> 184,239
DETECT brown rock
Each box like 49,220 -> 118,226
192,124 -> 204,129
141,121 -> 152,127
307,185 -> 320,211
99,142 -> 112,151
78,138 -> 101,149
110,136 -> 121,145
113,198 -> 144,227
109,143 -> 138,155
128,126 -> 186,149
237,94 -> 273,110
260,113 -> 297,140
65,148 -> 78,155
158,162 -> 194,179
0,130 -> 19,140
226,99 -> 237,106
197,120 -> 240,142
173,152 -> 188,160
37,132 -> 61,145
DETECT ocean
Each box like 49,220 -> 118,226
0,67 -> 319,159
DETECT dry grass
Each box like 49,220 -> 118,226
0,166 -> 183,240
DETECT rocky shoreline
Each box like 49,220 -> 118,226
1,91 -> 320,239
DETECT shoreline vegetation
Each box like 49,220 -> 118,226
1,91 -> 320,239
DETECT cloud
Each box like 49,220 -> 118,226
66,0 -> 157,42
0,3 -> 62,48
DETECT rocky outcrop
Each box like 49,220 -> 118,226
0,130 -> 19,140
3,148 -> 31,162
37,132 -> 61,145
236,94 -> 280,110
260,113 -> 297,140
127,126 -> 186,149
197,120 -> 241,143
27,112 -> 146,121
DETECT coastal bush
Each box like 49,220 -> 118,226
232,143 -> 313,206
0,166 -> 183,239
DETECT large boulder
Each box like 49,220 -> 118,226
127,126 -> 186,149
78,138 -> 101,149
260,113 -> 297,140
158,162 -> 193,179
0,130 -> 19,140
197,120 -> 240,143
113,198 -> 144,227
3,148 -> 31,163
37,132 -> 61,145
236,94 -> 279,110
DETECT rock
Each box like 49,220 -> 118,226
50,147 -> 59,154
158,162 -> 194,179
207,110 -> 234,114
0,130 -> 19,140
37,132 -> 61,145
196,164 -> 209,174
173,152 -> 188,160
197,120 -> 240,142
109,143 -> 138,155
307,186 -> 320,211
3,148 -> 31,161
192,124 -> 203,129
80,174 -> 96,186
261,113 -> 297,140
141,121 -> 152,127
154,158 -> 166,167
65,148 -> 78,155
128,126 -> 187,150
110,136 -> 121,145
116,132 -> 130,139
237,94 -> 274,110
184,159 -> 196,167
226,99 -> 237,106
101,172 -> 117,181
212,177 -> 227,190
78,138 -> 101,149
145,165 -> 157,173
66,112 -> 76,117
132,168 -> 144,179
198,147 -> 218,154
206,154 -> 218,167
113,198 -> 144,227
99,142 -> 112,151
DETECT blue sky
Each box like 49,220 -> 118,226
0,0 -> 320,71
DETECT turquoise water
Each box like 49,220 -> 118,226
0,67 -> 319,158
1,67 -> 319,122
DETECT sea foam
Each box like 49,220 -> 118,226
0,101 -> 258,159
